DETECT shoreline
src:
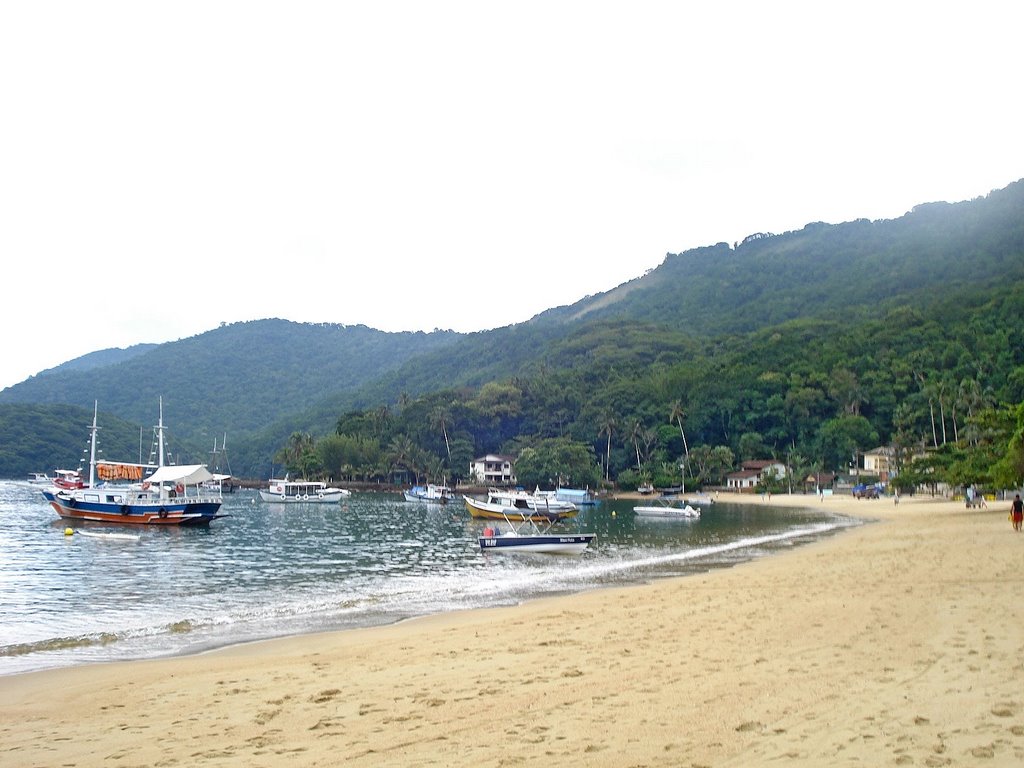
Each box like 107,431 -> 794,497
2,492 -> 1023,765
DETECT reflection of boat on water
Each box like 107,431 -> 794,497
259,477 -> 351,503
404,483 -> 453,503
478,511 -> 595,555
683,494 -> 714,507
42,400 -> 225,526
463,488 -> 578,521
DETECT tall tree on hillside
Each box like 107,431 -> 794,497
629,421 -> 645,470
669,400 -> 690,458
275,432 -> 315,475
936,376 -> 951,445
915,371 -> 941,448
956,376 -> 993,446
431,404 -> 453,463
598,413 -> 616,482
829,367 -> 868,416
640,425 -> 658,468
387,435 -> 416,482
373,405 -> 391,438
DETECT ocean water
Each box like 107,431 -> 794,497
0,481 -> 858,676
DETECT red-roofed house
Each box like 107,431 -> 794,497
725,459 -> 787,492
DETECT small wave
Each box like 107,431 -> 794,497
568,520 -> 855,582
0,631 -> 121,658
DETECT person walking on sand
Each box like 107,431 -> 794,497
1011,494 -> 1023,532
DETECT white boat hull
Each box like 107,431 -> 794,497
259,489 -> 349,503
478,532 -> 595,555
633,504 -> 701,518
404,484 -> 452,503
464,496 -> 577,521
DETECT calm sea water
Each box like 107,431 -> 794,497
0,481 -> 857,676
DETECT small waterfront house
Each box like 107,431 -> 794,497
469,454 -> 517,486
725,459 -> 788,492
862,446 -> 895,479
725,469 -> 761,491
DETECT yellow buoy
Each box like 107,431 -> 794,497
611,510 -> 616,517
64,527 -> 74,536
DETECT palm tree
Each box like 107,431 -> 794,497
276,432 -> 315,476
915,371 -> 940,448
431,405 -> 453,463
373,405 -> 391,438
956,376 -> 994,447
598,413 -> 616,482
669,400 -> 690,477
936,376 -> 951,445
630,420 -> 644,470
386,435 -> 416,483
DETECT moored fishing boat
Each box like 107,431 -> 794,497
259,477 -> 351,503
463,487 -> 578,521
42,400 -> 225,526
683,494 -> 714,507
478,510 -> 595,555
633,500 -> 701,518
404,483 -> 453,503
52,468 -> 86,490
27,472 -> 52,486
555,486 -> 600,506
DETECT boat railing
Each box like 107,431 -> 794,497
128,487 -> 223,504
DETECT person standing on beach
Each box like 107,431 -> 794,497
1012,494 -> 1023,532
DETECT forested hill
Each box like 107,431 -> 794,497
325,179 -> 1024,410
548,178 -> 1024,333
0,321 -> 463,466
2,179 -> 1023,481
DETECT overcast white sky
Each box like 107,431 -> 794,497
2,1 -> 1021,390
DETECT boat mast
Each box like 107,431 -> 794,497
87,400 -> 100,488
156,396 -> 166,468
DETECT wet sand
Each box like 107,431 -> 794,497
2,492 -> 1023,766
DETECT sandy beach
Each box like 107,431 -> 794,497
2,492 -> 1023,767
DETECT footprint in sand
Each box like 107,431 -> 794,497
990,703 -> 1017,718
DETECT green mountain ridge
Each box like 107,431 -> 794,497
2,179 -> 1023,481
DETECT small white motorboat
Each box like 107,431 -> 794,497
633,502 -> 701,519
478,511 -> 595,555
404,483 -> 453,503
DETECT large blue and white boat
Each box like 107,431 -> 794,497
42,400 -> 225,527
